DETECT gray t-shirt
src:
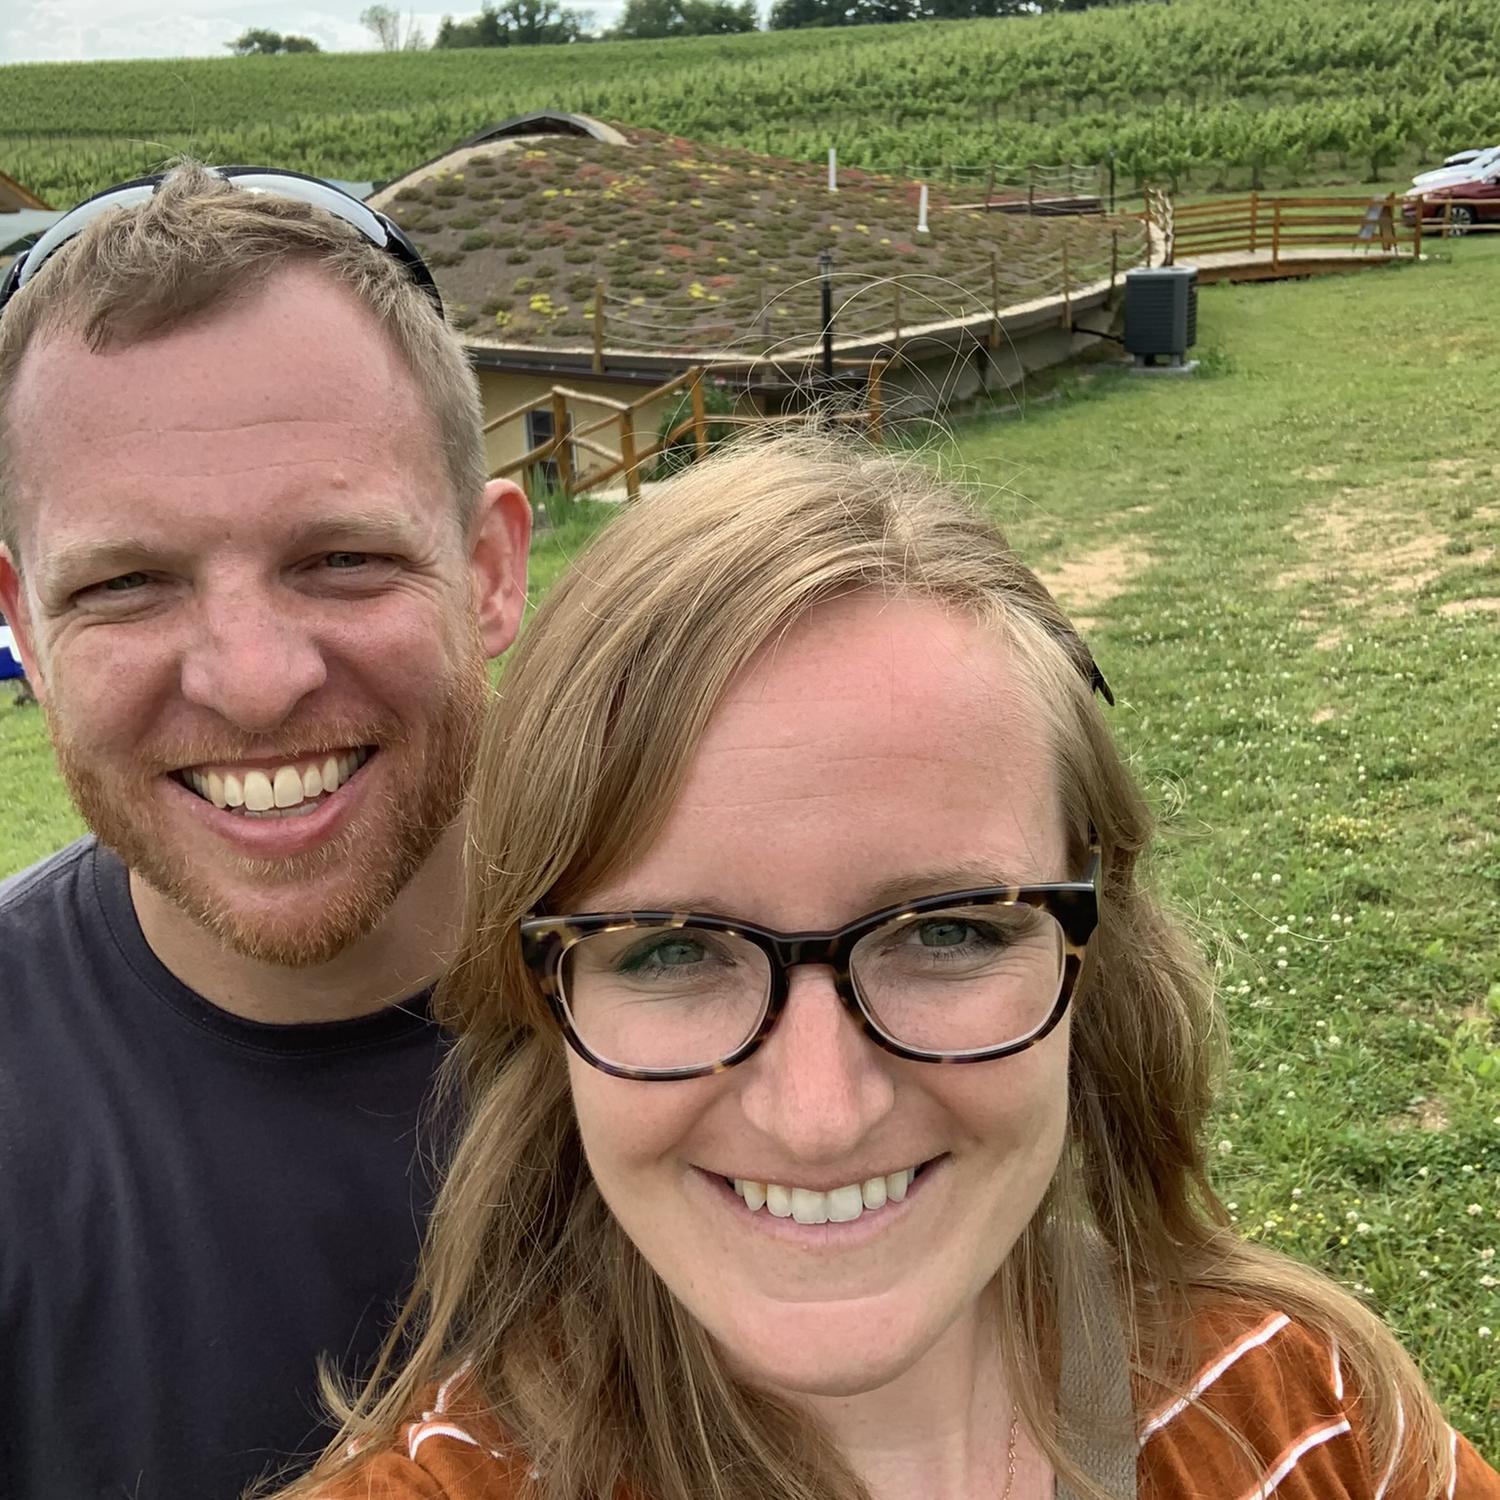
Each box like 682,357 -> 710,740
0,838 -> 446,1499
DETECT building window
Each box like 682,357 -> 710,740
526,407 -> 575,491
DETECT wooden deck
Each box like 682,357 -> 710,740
1177,244 -> 1416,283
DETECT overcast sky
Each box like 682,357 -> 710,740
0,0 -> 611,64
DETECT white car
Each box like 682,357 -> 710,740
1412,144 -> 1500,190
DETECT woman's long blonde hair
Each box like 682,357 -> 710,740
274,434 -> 1449,1500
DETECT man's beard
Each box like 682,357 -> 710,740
47,643 -> 489,971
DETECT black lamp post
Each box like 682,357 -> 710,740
818,248 -> 834,378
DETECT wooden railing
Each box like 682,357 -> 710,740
1163,193 -> 1425,268
486,361 -> 891,501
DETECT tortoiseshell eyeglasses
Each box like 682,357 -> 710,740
519,850 -> 1100,1082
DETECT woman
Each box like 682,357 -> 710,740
276,436 -> 1498,1500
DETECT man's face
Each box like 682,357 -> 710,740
0,265 -> 528,967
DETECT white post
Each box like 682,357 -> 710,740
828,147 -> 837,193
916,182 -> 929,234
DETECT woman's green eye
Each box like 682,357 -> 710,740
916,919 -> 973,948
628,937 -> 705,969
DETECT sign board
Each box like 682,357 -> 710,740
1355,199 -> 1395,249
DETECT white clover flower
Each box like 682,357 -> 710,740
1217,1140 -> 1233,1155
1479,1327 -> 1493,1340
1468,1204 -> 1484,1217
1356,1222 -> 1372,1234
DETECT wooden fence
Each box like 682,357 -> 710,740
487,362 -> 891,501
1167,193 -> 1419,265
1140,188 -> 1500,275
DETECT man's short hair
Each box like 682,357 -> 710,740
0,160 -> 486,560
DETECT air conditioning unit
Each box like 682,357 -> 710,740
1123,265 -> 1198,365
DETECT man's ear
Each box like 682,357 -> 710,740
0,546 -> 46,702
467,478 -> 532,659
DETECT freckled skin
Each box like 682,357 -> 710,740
0,265 -> 529,988
568,595 -> 1073,1407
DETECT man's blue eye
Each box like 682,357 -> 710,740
102,572 -> 149,592
325,553 -> 368,569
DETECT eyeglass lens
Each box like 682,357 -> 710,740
558,904 -> 1067,1072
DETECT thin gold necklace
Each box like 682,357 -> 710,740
1000,1402 -> 1019,1500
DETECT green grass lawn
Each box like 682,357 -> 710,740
952,241 -> 1500,1449
4,241 -> 1496,1451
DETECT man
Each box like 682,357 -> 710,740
0,164 -> 531,1498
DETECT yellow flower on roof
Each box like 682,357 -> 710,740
715,256 -> 729,264
541,188 -> 559,199
629,295 -> 645,305
830,224 -> 842,232
688,282 -> 706,299
524,149 -> 547,160
855,224 -> 869,233
879,237 -> 891,245
690,198 -> 703,207
653,267 -> 666,276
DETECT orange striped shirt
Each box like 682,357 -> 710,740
315,1305 -> 1500,1499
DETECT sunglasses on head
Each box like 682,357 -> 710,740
0,165 -> 443,319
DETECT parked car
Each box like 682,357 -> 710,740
1411,143 -> 1500,190
1402,165 -> 1500,234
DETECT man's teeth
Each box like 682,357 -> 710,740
184,750 -> 370,815
733,1167 -> 918,1225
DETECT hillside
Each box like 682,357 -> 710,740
377,125 -> 1132,354
5,0 -> 1500,205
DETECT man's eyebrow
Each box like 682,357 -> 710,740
281,511 -> 431,552
36,511 -> 430,591
35,536 -> 166,592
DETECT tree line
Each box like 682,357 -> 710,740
355,0 -> 1133,49
230,0 -> 1132,53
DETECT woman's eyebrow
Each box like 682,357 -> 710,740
857,866 -> 1036,909
588,866 -> 1041,921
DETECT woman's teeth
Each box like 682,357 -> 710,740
732,1166 -> 918,1225
182,748 -> 372,816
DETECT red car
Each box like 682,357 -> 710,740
1403,168 -> 1500,234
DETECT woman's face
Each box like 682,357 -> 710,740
566,595 -> 1074,1399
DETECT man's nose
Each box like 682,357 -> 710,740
178,588 -> 328,733
736,965 -> 896,1164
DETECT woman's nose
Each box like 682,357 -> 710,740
735,965 -> 896,1165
